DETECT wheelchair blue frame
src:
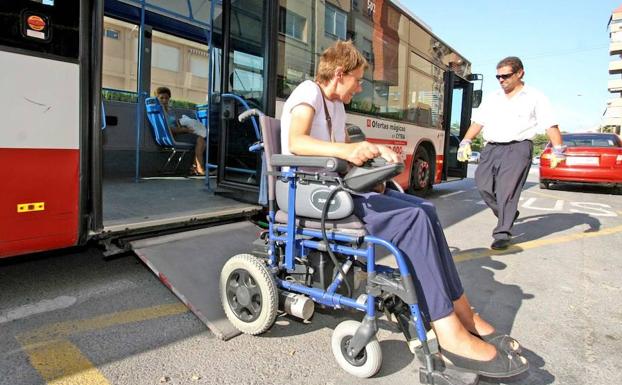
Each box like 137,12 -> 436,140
265,165 -> 429,343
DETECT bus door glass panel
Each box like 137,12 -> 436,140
446,87 -> 464,170
101,17 -> 140,179
221,1 -> 265,187
445,76 -> 471,178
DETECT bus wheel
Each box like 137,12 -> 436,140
408,147 -> 432,196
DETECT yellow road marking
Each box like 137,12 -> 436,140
454,224 -> 622,262
16,303 -> 188,384
20,340 -> 110,385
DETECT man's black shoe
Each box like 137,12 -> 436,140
491,238 -> 511,250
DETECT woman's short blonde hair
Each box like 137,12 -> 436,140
316,40 -> 368,83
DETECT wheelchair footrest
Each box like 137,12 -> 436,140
419,366 -> 479,385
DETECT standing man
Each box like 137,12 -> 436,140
457,56 -> 565,250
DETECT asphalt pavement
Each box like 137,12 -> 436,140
1,164 -> 621,385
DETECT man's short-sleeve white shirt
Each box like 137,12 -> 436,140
280,80 -> 346,155
471,84 -> 557,143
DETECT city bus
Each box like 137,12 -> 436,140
0,0 -> 478,260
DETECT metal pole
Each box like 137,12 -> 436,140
134,0 -> 146,182
205,0 -> 216,191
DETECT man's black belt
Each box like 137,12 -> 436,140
488,139 -> 532,145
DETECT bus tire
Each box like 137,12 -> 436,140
408,146 -> 432,196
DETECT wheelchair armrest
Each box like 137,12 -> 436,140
343,161 -> 405,192
271,155 -> 349,173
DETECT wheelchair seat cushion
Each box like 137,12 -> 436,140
275,210 -> 366,237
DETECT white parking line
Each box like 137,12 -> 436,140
0,279 -> 137,324
439,190 -> 466,198
0,296 -> 76,324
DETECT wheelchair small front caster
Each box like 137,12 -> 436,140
331,320 -> 382,378
220,253 -> 278,335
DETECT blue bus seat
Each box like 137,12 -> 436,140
145,97 -> 194,174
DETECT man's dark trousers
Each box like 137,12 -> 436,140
475,140 -> 533,241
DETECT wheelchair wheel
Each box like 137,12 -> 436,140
331,320 -> 382,378
220,254 -> 278,335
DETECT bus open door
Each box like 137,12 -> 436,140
443,71 -> 480,182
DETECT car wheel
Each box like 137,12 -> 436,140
539,180 -> 550,189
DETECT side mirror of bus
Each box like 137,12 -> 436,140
472,90 -> 482,108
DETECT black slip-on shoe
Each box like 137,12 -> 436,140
472,331 -> 522,354
491,238 -> 510,250
439,346 -> 529,378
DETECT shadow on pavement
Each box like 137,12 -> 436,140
512,213 -> 601,244
458,257 -> 555,385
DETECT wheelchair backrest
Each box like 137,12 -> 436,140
259,115 -> 354,220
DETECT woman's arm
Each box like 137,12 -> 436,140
288,104 -> 399,166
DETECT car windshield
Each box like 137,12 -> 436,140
561,134 -> 621,148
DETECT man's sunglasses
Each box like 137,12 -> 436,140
495,72 -> 515,80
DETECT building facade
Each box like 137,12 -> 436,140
605,5 -> 622,134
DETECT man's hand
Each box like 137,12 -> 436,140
457,139 -> 472,162
550,145 -> 566,169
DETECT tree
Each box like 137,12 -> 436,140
530,133 -> 551,156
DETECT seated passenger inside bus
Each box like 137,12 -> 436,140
156,86 -> 206,176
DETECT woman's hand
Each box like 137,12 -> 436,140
378,145 -> 401,164
346,141 -> 381,166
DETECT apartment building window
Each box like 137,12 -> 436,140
105,29 -> 119,40
152,42 -> 180,72
190,54 -> 208,78
325,5 -> 347,40
279,7 -> 306,41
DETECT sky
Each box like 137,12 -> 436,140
400,0 -> 620,132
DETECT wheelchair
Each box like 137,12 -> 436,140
219,110 -> 478,385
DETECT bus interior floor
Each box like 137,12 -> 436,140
102,176 -> 258,230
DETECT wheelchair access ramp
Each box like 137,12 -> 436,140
129,221 -> 261,340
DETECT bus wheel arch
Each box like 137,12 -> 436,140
408,143 -> 435,196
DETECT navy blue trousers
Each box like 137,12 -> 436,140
352,190 -> 464,321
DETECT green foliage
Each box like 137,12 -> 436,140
532,133 -> 550,156
102,89 -> 137,103
471,134 -> 484,152
101,88 -> 197,109
169,99 -> 197,109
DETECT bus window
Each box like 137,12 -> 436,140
102,17 -> 139,94
150,30 -> 208,105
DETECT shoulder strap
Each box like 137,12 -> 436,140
316,82 -> 334,142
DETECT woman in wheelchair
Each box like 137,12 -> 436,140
281,40 -> 527,378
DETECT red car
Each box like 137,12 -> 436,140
539,133 -> 622,193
